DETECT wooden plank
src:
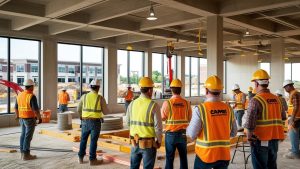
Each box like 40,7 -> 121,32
39,129 -> 80,142
0,149 -> 17,153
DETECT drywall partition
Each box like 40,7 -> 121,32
224,53 -> 258,99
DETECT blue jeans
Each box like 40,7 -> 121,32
165,131 -> 188,169
250,139 -> 278,169
194,155 -> 229,169
289,127 -> 300,155
78,119 -> 101,160
130,146 -> 157,169
234,110 -> 245,127
125,100 -> 131,112
19,118 -> 36,153
59,104 -> 68,113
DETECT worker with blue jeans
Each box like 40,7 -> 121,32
77,79 -> 109,166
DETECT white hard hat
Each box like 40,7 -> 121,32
232,84 -> 240,91
61,87 -> 67,91
23,79 -> 35,86
275,89 -> 283,96
283,80 -> 294,88
90,79 -> 101,86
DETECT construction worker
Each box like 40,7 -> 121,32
187,75 -> 237,169
126,77 -> 162,169
77,79 -> 109,165
275,89 -> 288,114
248,86 -> 255,100
15,79 -> 42,160
161,79 -> 192,169
282,80 -> 300,159
232,84 -> 246,130
243,69 -> 286,169
124,85 -> 134,112
58,87 -> 70,113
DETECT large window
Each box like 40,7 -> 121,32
117,50 -> 144,103
259,62 -> 271,76
152,53 -> 177,99
285,63 -> 300,90
31,63 -> 38,72
57,43 -> 104,108
0,37 -> 41,114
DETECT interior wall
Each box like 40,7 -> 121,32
224,53 -> 259,100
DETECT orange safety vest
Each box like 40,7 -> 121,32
125,90 -> 134,101
234,92 -> 245,110
17,90 -> 35,118
287,90 -> 300,118
165,97 -> 190,132
253,93 -> 285,141
195,102 -> 233,163
58,91 -> 69,104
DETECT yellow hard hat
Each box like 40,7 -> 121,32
251,69 -> 270,82
204,75 -> 223,91
170,79 -> 182,88
248,87 -> 253,92
139,77 -> 154,88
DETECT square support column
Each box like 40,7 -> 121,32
145,49 -> 152,78
104,45 -> 117,106
270,38 -> 285,91
177,51 -> 185,97
207,15 -> 224,81
41,37 -> 57,119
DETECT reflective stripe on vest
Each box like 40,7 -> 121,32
195,102 -> 233,163
253,93 -> 285,141
129,97 -> 155,138
287,90 -> 300,118
82,92 -> 103,118
165,97 -> 189,132
235,92 -> 245,110
17,90 -> 35,118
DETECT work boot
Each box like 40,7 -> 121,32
89,159 -> 103,166
78,157 -> 83,164
284,152 -> 300,159
23,153 -> 37,160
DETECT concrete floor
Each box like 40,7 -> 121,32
0,123 -> 299,169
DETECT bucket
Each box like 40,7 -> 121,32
57,111 -> 73,130
41,110 -> 51,123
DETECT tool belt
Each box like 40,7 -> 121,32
130,134 -> 157,149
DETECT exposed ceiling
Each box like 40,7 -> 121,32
0,0 -> 300,58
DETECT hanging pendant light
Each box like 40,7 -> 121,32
126,44 -> 133,51
147,4 -> 157,21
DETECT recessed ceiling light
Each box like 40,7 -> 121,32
147,5 -> 157,21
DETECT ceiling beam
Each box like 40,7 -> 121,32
149,39 -> 167,48
89,0 -> 151,24
90,30 -> 126,40
140,12 -> 201,31
220,0 -> 300,16
116,35 -> 153,44
257,13 -> 299,29
11,17 -> 48,31
255,6 -> 300,19
0,0 -> 10,7
49,24 -> 84,35
149,0 -> 217,16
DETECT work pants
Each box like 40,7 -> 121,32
19,118 -> 36,153
130,145 -> 157,169
194,155 -> 229,169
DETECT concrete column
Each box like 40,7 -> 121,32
41,37 -> 57,119
270,38 -> 285,92
177,52 -> 185,97
207,15 -> 224,81
145,49 -> 152,78
104,45 -> 117,106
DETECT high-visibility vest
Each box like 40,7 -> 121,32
165,97 -> 190,132
129,97 -> 156,138
17,90 -> 35,118
58,91 -> 69,104
125,90 -> 134,101
82,92 -> 103,119
253,93 -> 285,141
287,90 -> 300,118
195,102 -> 233,163
234,92 -> 245,110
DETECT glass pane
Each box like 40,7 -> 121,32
129,51 -> 143,90
10,38 -> 40,113
191,57 -> 199,96
285,63 -> 291,80
152,53 -> 163,99
0,37 -> 8,114
185,57 -> 190,97
117,50 -> 128,103
83,46 -> 104,96
200,58 -> 207,96
260,63 -> 270,76
57,43 -> 80,108
292,63 -> 300,90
